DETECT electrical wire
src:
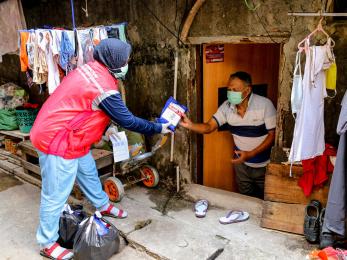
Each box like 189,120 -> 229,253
175,0 -> 178,32
138,0 -> 185,45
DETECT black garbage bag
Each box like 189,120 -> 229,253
58,204 -> 87,249
73,213 -> 120,260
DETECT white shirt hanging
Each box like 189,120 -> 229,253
289,39 -> 334,162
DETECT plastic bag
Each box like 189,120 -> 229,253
157,96 -> 188,132
291,51 -> 303,115
58,204 -> 87,249
0,109 -> 18,130
73,213 -> 120,260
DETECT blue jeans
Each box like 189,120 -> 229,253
36,151 -> 109,247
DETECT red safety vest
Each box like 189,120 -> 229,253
30,61 -> 118,159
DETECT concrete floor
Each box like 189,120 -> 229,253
0,170 -> 315,260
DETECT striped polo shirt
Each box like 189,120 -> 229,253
213,93 -> 276,168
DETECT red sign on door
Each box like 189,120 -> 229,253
205,44 -> 224,63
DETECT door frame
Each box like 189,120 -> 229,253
191,35 -> 288,186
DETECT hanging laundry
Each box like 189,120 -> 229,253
17,23 -> 130,94
289,38 -> 335,163
92,27 -> 108,46
33,30 -> 48,85
99,27 -> 108,41
77,29 -> 94,65
26,31 -> 36,70
298,144 -> 336,197
43,31 -> 60,94
291,51 -> 303,115
59,31 -> 75,71
19,31 -> 29,72
326,62 -> 337,90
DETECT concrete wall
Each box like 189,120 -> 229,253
0,0 -> 345,183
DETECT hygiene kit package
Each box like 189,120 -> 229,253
157,97 -> 188,132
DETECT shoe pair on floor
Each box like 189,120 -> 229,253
194,199 -> 249,224
304,199 -> 346,249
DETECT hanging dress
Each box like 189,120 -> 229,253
289,39 -> 335,162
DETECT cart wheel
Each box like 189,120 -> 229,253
141,165 -> 159,188
104,177 -> 124,202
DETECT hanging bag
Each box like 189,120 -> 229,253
325,38 -> 337,98
291,51 -> 303,115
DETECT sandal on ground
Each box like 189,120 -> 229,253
194,199 -> 209,218
100,204 -> 128,219
304,200 -> 321,243
219,210 -> 249,224
40,242 -> 73,260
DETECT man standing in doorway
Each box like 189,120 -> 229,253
179,71 -> 276,199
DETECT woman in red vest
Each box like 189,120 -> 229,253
31,39 -> 171,260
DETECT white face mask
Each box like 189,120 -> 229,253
291,51 -> 303,115
109,64 -> 129,80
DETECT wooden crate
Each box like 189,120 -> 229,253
261,162 -> 330,234
264,163 -> 329,206
261,201 -> 305,235
17,140 -> 113,178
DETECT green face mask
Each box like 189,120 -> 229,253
109,64 -> 129,80
227,90 -> 244,105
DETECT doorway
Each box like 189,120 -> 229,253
202,43 -> 281,192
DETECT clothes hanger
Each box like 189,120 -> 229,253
297,17 -> 335,50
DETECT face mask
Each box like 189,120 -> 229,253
291,51 -> 303,115
109,64 -> 129,80
227,90 -> 247,105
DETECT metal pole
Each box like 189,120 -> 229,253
170,51 -> 179,163
176,166 -> 180,193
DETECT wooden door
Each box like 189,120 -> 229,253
203,43 -> 280,192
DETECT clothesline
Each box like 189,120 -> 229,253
288,12 -> 347,17
18,23 -> 127,94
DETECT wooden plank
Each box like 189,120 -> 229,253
267,163 -> 303,178
265,163 -> 329,205
187,35 -> 289,45
18,141 -> 113,170
0,159 -> 22,172
21,160 -> 41,175
261,201 -> 305,234
92,149 -> 112,160
18,140 -> 38,158
0,130 -> 30,141
92,149 -> 113,169
13,168 -> 42,187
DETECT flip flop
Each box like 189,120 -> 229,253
40,242 -> 73,260
194,199 -> 209,218
219,210 -> 249,224
100,204 -> 128,219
